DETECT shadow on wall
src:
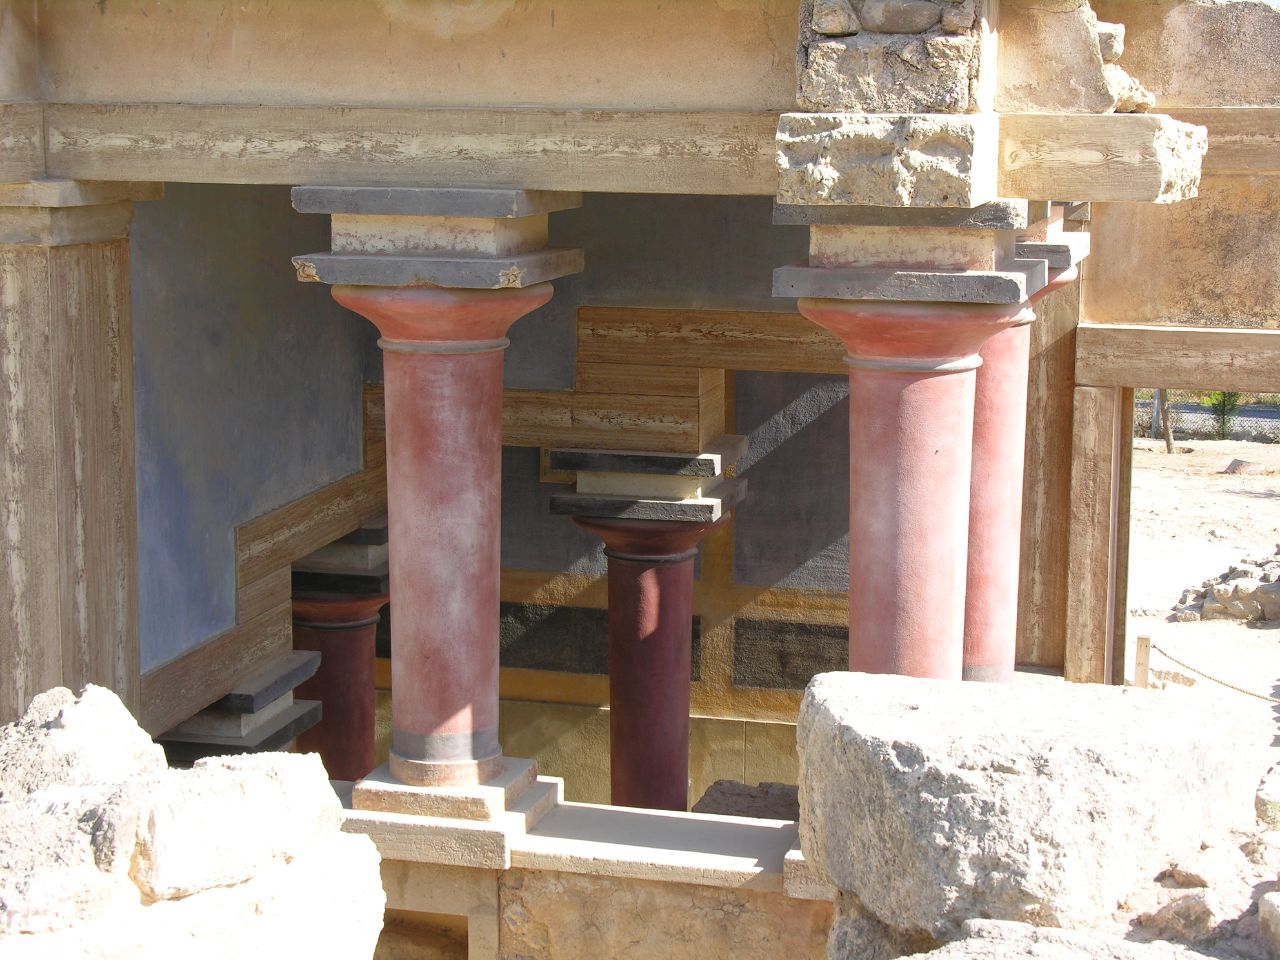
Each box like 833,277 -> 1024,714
132,183 -> 377,672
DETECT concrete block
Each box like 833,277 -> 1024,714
774,199 -> 1028,231
772,259 -> 1047,304
291,186 -> 582,218
548,436 -> 746,477
208,650 -> 320,714
291,247 -> 584,289
776,112 -> 998,208
548,477 -> 746,523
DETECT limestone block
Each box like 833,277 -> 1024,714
1106,64 -> 1155,114
0,685 -> 166,799
497,868 -> 831,960
797,673 -> 1261,940
130,753 -> 344,900
1097,21 -> 1125,63
859,0 -> 942,34
776,112 -> 997,208
813,0 -> 860,36
827,892 -> 939,960
922,919 -> 1201,959
996,1 -> 1115,113
799,33 -> 980,113
941,0 -> 976,34
1260,892 -> 1280,955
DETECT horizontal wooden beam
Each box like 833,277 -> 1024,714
1075,323 -> 1280,391
0,101 -> 44,183
39,102 -> 1208,203
1168,107 -> 1280,175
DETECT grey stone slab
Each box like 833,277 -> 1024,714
339,514 -> 388,546
292,247 -> 584,289
1063,201 -> 1092,223
158,699 -> 322,767
291,186 -> 582,218
207,650 -> 321,715
548,435 -> 748,478
733,618 -> 847,690
549,477 -> 746,523
772,260 -> 1048,305
1015,233 -> 1091,270
773,199 -> 1028,231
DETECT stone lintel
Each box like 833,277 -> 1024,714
549,477 -> 746,524
775,199 -> 1028,231
292,185 -> 582,218
291,247 -> 584,289
776,112 -> 998,209
773,260 -> 1049,305
548,436 -> 747,478
0,179 -> 163,208
1015,232 -> 1092,271
0,202 -> 135,245
207,650 -> 321,715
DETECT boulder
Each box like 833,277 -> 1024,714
813,0 -> 861,35
919,919 -> 1201,959
1260,892 -> 1280,955
798,673 -> 1261,940
1138,890 -> 1233,944
858,0 -> 942,34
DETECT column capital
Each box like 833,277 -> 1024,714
332,283 -> 554,348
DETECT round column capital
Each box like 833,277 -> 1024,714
573,516 -> 725,562
332,282 -> 553,347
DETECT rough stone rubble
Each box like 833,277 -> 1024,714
1170,545 -> 1280,622
0,685 -> 385,959
799,672 -> 1280,959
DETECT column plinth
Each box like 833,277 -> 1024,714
964,266 -> 1081,681
572,517 -> 722,811
292,592 -> 388,781
333,283 -> 552,787
797,298 -> 1033,679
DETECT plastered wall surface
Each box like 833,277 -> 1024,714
34,0 -> 799,111
1085,176 -> 1280,328
132,184 -> 374,670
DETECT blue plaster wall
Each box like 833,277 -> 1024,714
131,184 -> 376,672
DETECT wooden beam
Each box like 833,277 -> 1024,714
573,363 -> 722,399
44,103 -> 779,196
42,102 -> 1208,203
999,112 -> 1205,204
577,307 -> 846,374
139,600 -> 292,735
1016,278 -> 1079,671
1075,323 -> 1280,391
0,101 -> 44,182
1064,386 -> 1129,684
1168,107 -> 1280,175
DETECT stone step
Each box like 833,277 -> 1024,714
504,777 -> 564,833
351,756 -> 539,821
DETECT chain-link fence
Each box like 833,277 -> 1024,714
1133,389 -> 1280,443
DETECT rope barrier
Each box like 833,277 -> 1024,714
1149,642 -> 1280,704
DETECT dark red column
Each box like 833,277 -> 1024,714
332,284 -> 552,786
572,517 -> 720,811
292,592 -> 388,781
797,298 -> 1033,680
963,267 -> 1079,681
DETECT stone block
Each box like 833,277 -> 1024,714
692,780 -> 800,820
772,259 -> 1046,304
1015,232 -> 1092,270
1260,892 -> 1280,955
733,618 -> 847,690
548,436 -> 746,477
157,698 -> 322,767
208,650 -> 320,714
776,112 -> 998,208
774,198 -> 1028,231
548,476 -> 746,523
797,673 -> 1262,940
800,33 -> 980,113
996,1 -> 1114,113
291,247 -> 584,289
167,690 -> 295,740
292,185 -> 582,218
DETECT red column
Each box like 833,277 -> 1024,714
292,592 -> 388,781
331,284 -> 552,786
572,517 -> 720,811
963,268 -> 1079,681
797,299 -> 1033,679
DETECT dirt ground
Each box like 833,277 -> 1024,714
1125,438 -> 1280,758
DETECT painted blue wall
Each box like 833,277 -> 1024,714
131,184 -> 376,671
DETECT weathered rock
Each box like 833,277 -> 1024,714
1257,766 -> 1280,827
776,112 -> 997,208
1096,21 -> 1125,63
996,1 -> 1115,113
1106,63 -> 1155,114
923,919 -> 1201,959
799,33 -> 979,113
1259,892 -> 1280,955
940,0 -> 976,34
813,0 -> 860,35
827,892 -> 938,960
1139,890 -> 1233,943
797,673 -> 1260,940
858,0 -> 942,34
692,780 -> 800,820
1224,459 -> 1268,475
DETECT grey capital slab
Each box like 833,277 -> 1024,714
772,260 -> 1048,305
772,199 -> 1028,231
292,248 -> 584,289
549,477 -> 747,524
548,436 -> 748,478
159,700 -> 322,767
207,650 -> 320,715
1015,233 -> 1091,270
292,186 -> 582,218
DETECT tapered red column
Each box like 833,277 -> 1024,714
797,299 -> 1033,679
333,285 -> 550,785
573,517 -> 720,811
292,592 -> 388,781
964,266 -> 1080,681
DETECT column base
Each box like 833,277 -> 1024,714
355,757 -> 562,831
388,748 -> 505,789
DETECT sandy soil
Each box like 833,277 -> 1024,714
1124,438 -> 1280,757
